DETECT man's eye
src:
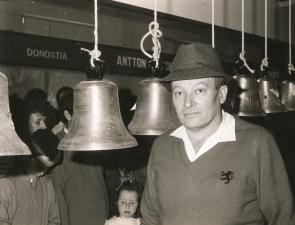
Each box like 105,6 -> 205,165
194,89 -> 206,94
174,91 -> 183,96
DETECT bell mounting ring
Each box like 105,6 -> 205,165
85,59 -> 106,80
147,60 -> 167,78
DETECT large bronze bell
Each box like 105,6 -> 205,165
281,79 -> 295,111
58,79 -> 138,151
258,76 -> 285,113
128,78 -> 179,135
233,74 -> 265,117
0,72 -> 31,156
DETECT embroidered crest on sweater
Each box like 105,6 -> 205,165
220,171 -> 234,184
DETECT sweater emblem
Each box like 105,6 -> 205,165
220,171 -> 234,184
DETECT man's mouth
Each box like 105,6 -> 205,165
184,111 -> 199,116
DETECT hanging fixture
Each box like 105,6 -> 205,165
233,0 -> 265,117
58,0 -> 137,151
128,0 -> 179,135
281,0 -> 295,111
258,0 -> 285,113
0,72 -> 31,156
233,73 -> 265,117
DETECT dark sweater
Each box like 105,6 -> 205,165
140,118 -> 295,225
51,151 -> 108,225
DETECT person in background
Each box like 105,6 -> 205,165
51,87 -> 108,225
0,129 -> 61,225
52,86 -> 73,137
56,87 -> 73,109
51,87 -> 73,139
140,42 -> 295,225
13,89 -> 63,166
25,88 -> 58,130
25,88 -> 48,102
105,180 -> 141,225
16,89 -> 53,147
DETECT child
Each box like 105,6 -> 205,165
105,180 -> 141,225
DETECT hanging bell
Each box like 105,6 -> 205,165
0,72 -> 31,156
258,76 -> 285,113
233,74 -> 265,117
58,79 -> 138,151
128,78 -> 179,135
281,79 -> 295,111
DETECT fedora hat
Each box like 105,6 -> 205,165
162,42 -> 228,82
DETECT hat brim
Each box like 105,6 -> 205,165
161,68 -> 232,82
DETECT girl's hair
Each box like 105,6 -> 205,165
114,180 -> 142,218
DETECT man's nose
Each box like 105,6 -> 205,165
184,93 -> 196,108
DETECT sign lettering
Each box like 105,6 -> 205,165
26,48 -> 68,60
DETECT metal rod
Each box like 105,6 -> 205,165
22,13 -> 94,27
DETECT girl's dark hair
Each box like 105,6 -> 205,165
114,180 -> 142,218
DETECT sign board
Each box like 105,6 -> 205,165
0,31 -> 174,76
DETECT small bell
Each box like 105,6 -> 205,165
281,78 -> 295,111
233,74 -> 265,117
258,76 -> 285,113
0,72 -> 31,156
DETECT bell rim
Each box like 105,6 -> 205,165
57,139 -> 138,151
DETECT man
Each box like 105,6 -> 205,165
51,87 -> 73,139
0,129 -> 61,225
50,89 -> 108,225
140,42 -> 295,225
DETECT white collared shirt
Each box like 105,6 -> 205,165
170,110 -> 236,162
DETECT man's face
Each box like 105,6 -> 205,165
118,190 -> 138,218
171,78 -> 227,132
28,112 -> 47,134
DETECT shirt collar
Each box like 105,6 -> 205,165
170,110 -> 236,162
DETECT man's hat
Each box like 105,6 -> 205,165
162,42 -> 228,82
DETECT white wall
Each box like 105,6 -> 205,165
0,0 -> 292,45
113,0 -> 292,43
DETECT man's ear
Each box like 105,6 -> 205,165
64,110 -> 72,122
219,85 -> 228,104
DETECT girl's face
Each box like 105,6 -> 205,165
118,190 -> 138,218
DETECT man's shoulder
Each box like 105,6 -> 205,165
149,129 -> 181,157
234,116 -> 272,138
154,129 -> 178,144
235,116 -> 265,130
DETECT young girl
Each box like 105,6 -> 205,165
105,180 -> 141,225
